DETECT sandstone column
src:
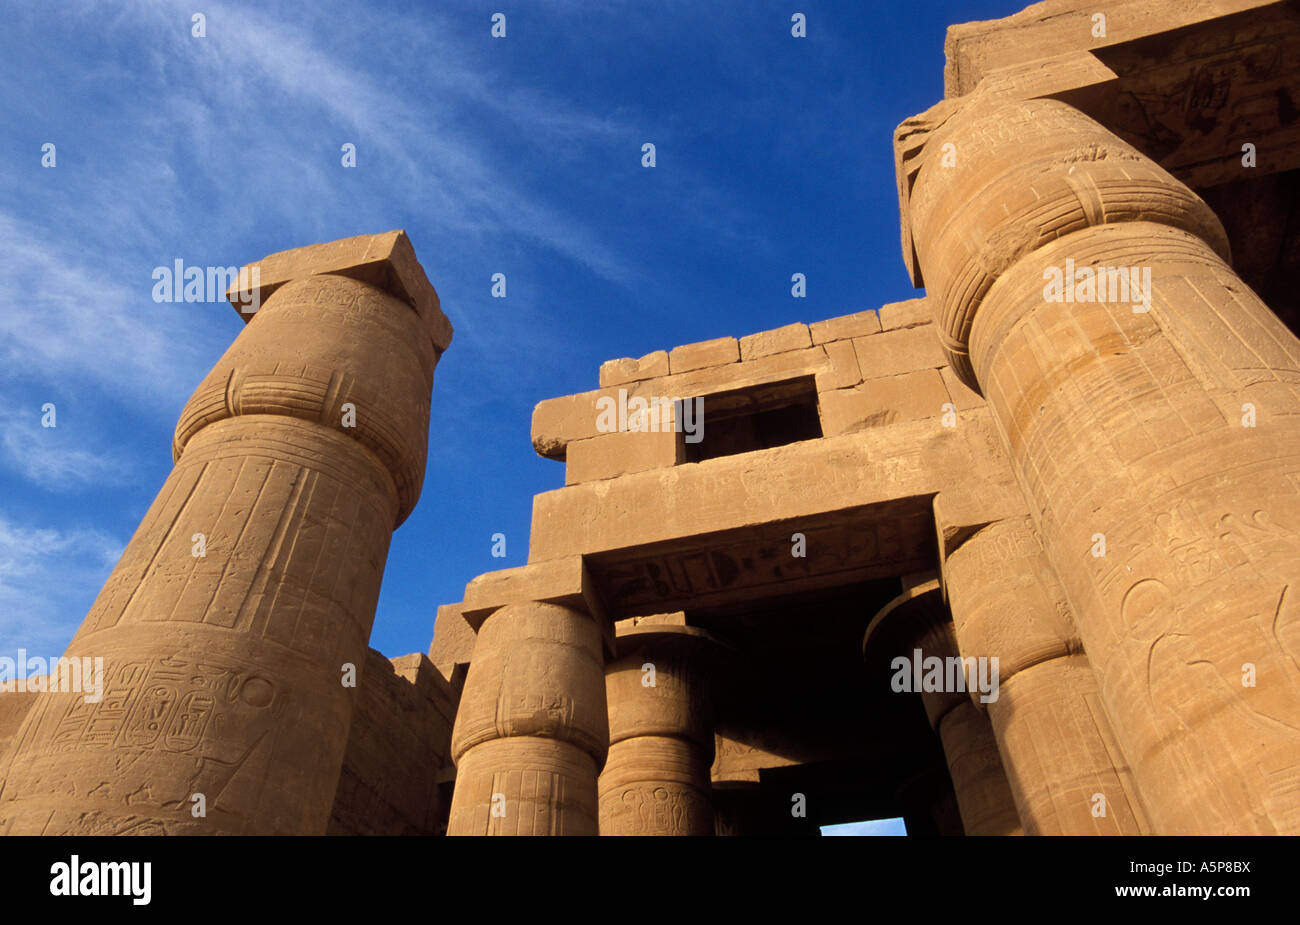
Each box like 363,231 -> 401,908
598,623 -> 719,835
447,601 -> 608,835
943,517 -> 1149,834
864,575 -> 1022,836
0,231 -> 451,835
904,95 -> 1300,833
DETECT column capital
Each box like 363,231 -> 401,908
225,229 -> 452,352
863,572 -> 969,729
902,96 -> 1229,388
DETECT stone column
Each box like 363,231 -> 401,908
447,601 -> 608,835
0,231 -> 451,835
598,624 -> 719,835
865,575 -> 1022,836
904,95 -> 1300,833
943,517 -> 1149,834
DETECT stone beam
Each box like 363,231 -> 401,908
224,229 -> 452,351
943,0 -> 1278,98
530,410 -> 1022,564
460,556 -> 608,635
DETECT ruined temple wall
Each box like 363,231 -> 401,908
427,0 -> 1300,838
532,297 -> 985,491
327,650 -> 456,836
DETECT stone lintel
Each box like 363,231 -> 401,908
971,48 -> 1119,108
932,486 -> 1030,561
711,731 -> 805,785
610,618 -> 729,660
224,230 -> 453,351
613,611 -> 688,633
531,410 -> 1019,562
943,0 -> 1276,99
460,556 -> 612,653
536,409 -> 1023,619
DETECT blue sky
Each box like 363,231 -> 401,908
822,818 -> 906,836
1,0 -> 1020,665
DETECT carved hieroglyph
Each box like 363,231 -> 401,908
0,232 -> 449,835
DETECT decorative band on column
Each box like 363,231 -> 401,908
907,97 -> 1229,389
174,273 -> 439,524
599,737 -> 712,836
450,737 -> 599,837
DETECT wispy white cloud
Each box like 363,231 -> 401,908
0,513 -> 123,657
0,0 -> 674,410
0,0 -> 809,662
0,211 -> 207,407
0,412 -> 132,491
1,0 -> 788,413
124,0 -> 644,286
